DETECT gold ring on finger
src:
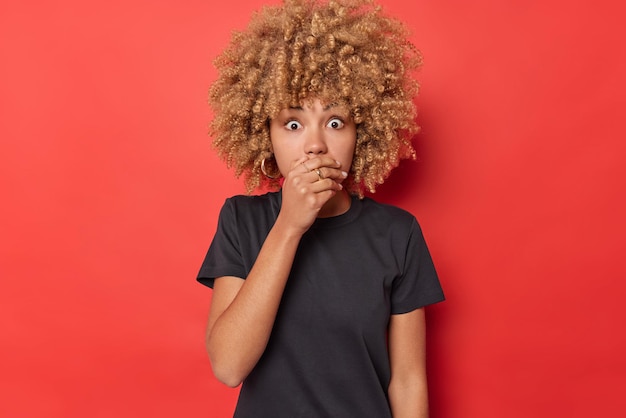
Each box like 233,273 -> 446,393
315,168 -> 323,180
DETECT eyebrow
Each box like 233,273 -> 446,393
288,103 -> 337,111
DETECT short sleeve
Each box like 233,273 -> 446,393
197,199 -> 247,288
390,219 -> 445,314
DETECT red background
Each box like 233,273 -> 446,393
1,0 -> 624,417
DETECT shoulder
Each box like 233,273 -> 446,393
225,190 -> 280,207
357,196 -> 418,226
222,191 -> 281,215
352,196 -> 425,246
218,191 -> 282,232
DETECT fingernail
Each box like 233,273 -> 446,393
341,171 -> 348,177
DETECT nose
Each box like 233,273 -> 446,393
304,127 -> 327,155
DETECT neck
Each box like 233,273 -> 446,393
317,189 -> 351,218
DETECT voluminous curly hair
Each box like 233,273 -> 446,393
209,0 -> 423,195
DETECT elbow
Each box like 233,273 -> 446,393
205,330 -> 252,387
212,366 -> 243,388
207,349 -> 245,388
223,379 -> 243,389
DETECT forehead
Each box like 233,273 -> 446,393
274,100 -> 351,120
277,95 -> 349,111
266,77 -> 350,113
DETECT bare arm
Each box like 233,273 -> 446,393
387,308 -> 429,418
206,221 -> 302,387
206,156 -> 346,387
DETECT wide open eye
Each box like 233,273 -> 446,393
327,118 -> 344,129
285,120 -> 303,130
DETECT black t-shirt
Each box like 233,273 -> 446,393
198,191 -> 444,417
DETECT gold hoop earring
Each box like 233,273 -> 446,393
261,157 -> 279,179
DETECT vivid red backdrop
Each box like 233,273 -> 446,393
1,0 -> 624,417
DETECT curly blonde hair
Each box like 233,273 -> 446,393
209,0 -> 422,195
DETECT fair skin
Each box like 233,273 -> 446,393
206,99 -> 429,417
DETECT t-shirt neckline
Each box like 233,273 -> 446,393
310,194 -> 362,229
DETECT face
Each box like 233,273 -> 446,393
269,98 -> 357,179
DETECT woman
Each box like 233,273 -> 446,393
197,0 -> 445,416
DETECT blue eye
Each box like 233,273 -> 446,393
327,118 -> 344,129
285,120 -> 302,130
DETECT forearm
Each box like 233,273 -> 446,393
206,218 -> 302,387
388,377 -> 429,418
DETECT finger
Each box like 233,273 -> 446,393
310,178 -> 343,193
300,167 -> 343,184
301,160 -> 312,173
302,156 -> 342,171
289,157 -> 313,173
313,166 -> 348,181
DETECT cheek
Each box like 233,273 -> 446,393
345,147 -> 356,171
269,140 -> 297,175
340,136 -> 357,169
273,155 -> 290,176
